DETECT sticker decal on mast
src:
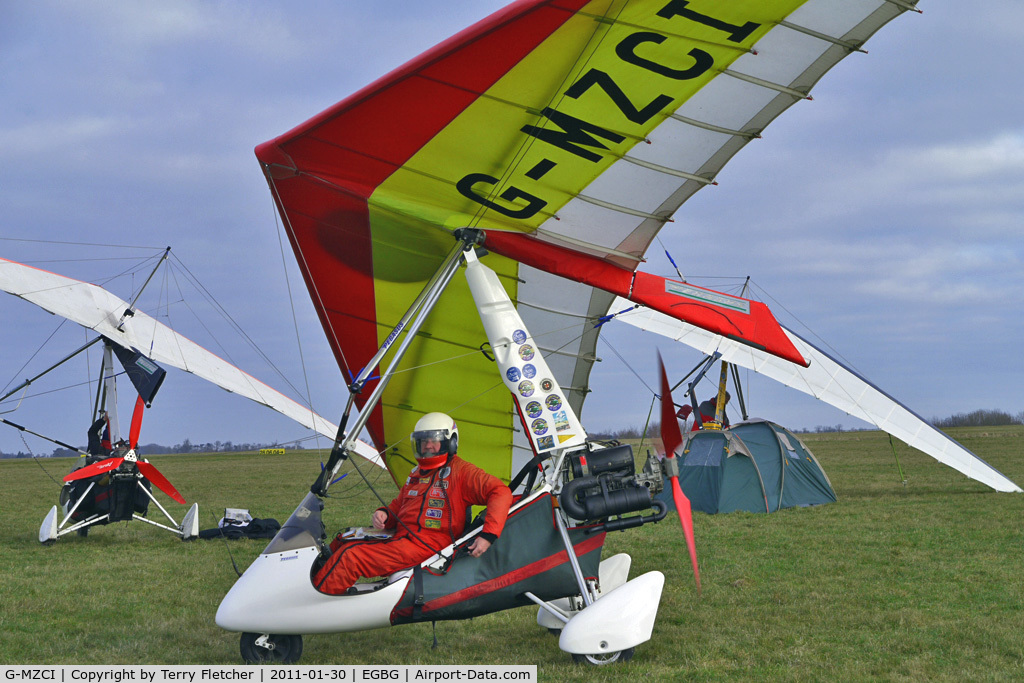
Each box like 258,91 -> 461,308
463,250 -> 586,454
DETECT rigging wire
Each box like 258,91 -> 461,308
269,211 -> 326,453
593,303 -> 731,416
887,433 -> 908,486
0,236 -> 163,250
745,278 -> 866,375
21,433 -> 65,488
637,394 -> 657,455
1,319 -> 72,396
1,368 -> 127,414
656,236 -> 686,283
145,250 -> 341,454
82,328 -> 93,420
599,333 -> 657,398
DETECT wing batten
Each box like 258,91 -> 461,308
668,112 -> 761,138
777,20 -> 867,52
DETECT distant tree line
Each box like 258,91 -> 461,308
0,438 -> 289,459
4,408 -> 1022,458
585,408 -> 1024,440
930,409 -> 1024,429
588,424 -> 661,440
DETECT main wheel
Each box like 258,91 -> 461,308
571,647 -> 634,666
239,632 -> 303,664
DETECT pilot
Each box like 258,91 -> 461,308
695,392 -> 731,429
313,412 -> 512,595
86,411 -> 109,457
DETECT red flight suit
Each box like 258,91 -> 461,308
313,455 -> 512,595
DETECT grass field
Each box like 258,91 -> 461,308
2,427 -> 1023,680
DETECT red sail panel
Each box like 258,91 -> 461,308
630,272 -> 807,367
255,0 -> 588,196
484,231 -> 807,367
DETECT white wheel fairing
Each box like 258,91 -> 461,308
559,571 -> 664,655
39,506 -> 58,544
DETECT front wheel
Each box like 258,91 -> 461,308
240,632 -> 303,664
571,647 -> 634,666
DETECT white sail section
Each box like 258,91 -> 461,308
612,296 -> 1021,493
0,258 -> 382,468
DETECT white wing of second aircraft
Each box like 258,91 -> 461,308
0,257 -> 382,468
612,296 -> 1020,493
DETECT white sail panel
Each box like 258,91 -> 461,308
612,296 -> 1021,493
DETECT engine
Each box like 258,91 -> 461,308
558,443 -> 667,531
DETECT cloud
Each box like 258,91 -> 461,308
0,116 -> 124,158
55,1 -> 296,53
899,132 -> 1024,178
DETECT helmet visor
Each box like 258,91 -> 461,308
411,429 -> 449,458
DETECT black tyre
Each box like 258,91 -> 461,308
239,632 -> 303,664
59,484 -> 72,508
571,647 -> 634,666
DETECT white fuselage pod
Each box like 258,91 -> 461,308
215,493 -> 410,635
215,547 -> 410,635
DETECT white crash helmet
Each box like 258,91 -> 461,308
410,412 -> 459,458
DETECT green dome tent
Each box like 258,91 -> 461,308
660,420 -> 836,514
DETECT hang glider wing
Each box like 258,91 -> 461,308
613,297 -> 1022,493
0,258 -> 382,468
255,0 -> 920,482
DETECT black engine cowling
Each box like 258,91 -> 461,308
558,444 -> 666,530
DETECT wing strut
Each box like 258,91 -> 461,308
310,229 -> 483,496
0,336 -> 104,404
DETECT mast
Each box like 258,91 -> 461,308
730,276 -> 752,421
116,246 -> 170,331
685,353 -> 720,430
713,361 -> 729,427
310,231 -> 481,496
100,343 -> 121,443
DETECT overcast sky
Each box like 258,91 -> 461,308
2,1 -> 1021,456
